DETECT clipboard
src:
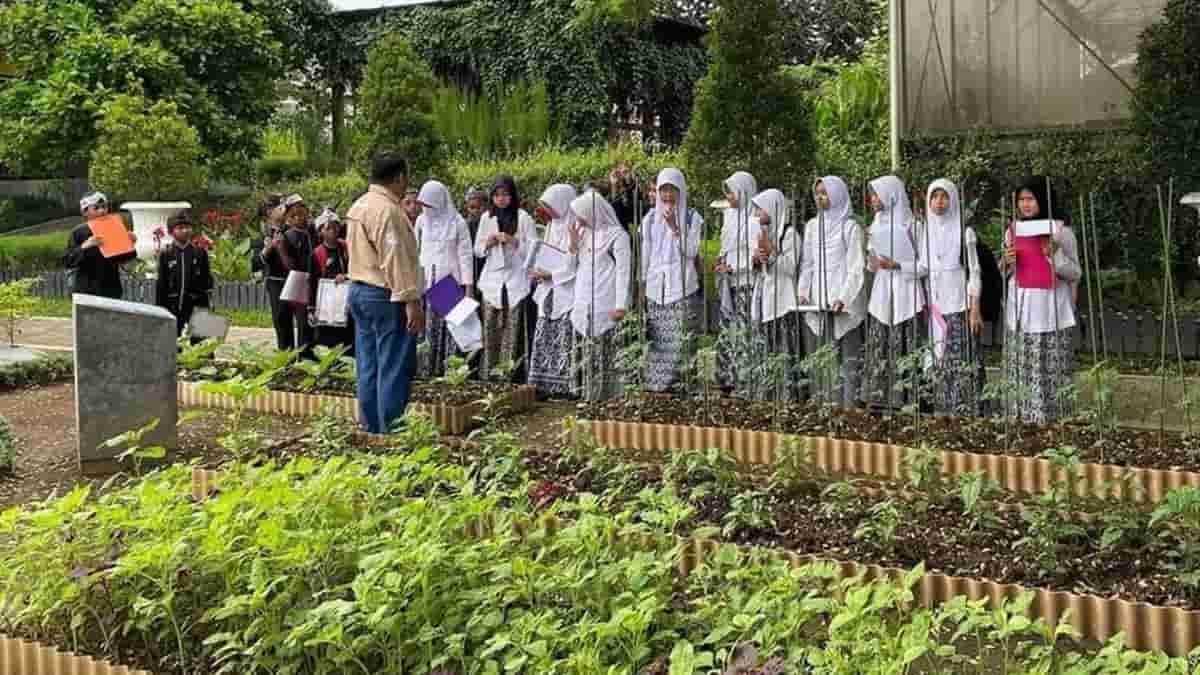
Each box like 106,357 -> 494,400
88,214 -> 135,258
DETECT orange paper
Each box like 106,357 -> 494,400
88,214 -> 135,258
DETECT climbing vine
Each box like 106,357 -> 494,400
364,0 -> 709,146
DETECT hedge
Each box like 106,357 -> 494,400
0,232 -> 67,271
0,352 -> 73,392
0,195 -> 72,235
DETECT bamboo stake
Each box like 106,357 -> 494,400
1090,192 -> 1108,358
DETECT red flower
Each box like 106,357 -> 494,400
191,234 -> 213,251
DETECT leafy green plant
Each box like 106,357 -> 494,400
800,342 -> 841,422
1150,486 -> 1200,591
99,412 -> 202,474
177,337 -> 220,372
208,235 -> 252,282
956,470 -> 1002,533
0,414 -> 16,473
722,489 -> 776,539
489,357 -> 522,382
635,485 -> 695,535
90,94 -> 209,201
0,277 -> 39,347
664,447 -> 739,499
820,479 -> 860,518
436,355 -> 471,387
903,443 -> 946,507
853,499 -> 902,556
768,435 -> 829,495
198,369 -> 280,458
306,407 -> 355,458
1081,361 -> 1120,443
291,344 -> 355,392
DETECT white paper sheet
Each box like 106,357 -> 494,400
445,296 -> 480,326
279,270 -> 311,305
1014,219 -> 1057,238
795,303 -> 830,313
447,311 -> 483,352
523,240 -> 569,274
870,223 -> 916,263
315,278 -> 349,326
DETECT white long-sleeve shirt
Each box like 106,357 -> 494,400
1004,223 -> 1081,334
719,208 -> 761,290
641,209 -> 702,305
571,229 -> 632,338
753,227 -> 801,323
916,224 -> 981,316
416,212 -> 474,289
868,221 -> 927,326
531,219 -> 577,320
474,210 -> 537,308
797,218 -> 867,339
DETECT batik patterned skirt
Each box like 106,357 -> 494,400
481,289 -> 528,383
418,307 -> 454,379
528,290 -> 575,397
862,315 -> 924,410
1002,328 -> 1075,425
750,312 -> 806,402
932,310 -> 985,416
717,282 -> 755,392
574,331 -> 622,402
645,291 -> 702,393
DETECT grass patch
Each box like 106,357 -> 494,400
30,297 -> 271,328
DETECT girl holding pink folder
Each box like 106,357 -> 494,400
918,179 -> 984,416
1000,176 -> 1081,424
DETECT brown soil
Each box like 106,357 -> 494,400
0,383 -> 301,508
590,393 -> 1200,473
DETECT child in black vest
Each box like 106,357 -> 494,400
155,210 -> 213,340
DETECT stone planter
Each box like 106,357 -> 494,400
121,201 -> 191,261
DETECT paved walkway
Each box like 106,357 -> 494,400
18,317 -> 276,355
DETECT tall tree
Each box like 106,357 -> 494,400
681,0 -> 815,193
0,0 -> 287,177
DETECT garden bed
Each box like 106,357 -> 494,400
0,636 -> 151,674
578,394 -> 1200,498
190,455 -> 1200,657
177,380 -> 536,435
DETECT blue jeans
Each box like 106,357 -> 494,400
348,283 -> 417,434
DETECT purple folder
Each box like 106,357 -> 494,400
425,274 -> 465,319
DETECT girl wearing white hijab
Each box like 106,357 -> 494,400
641,167 -> 703,392
749,188 -> 805,401
527,184 -> 579,397
714,170 -> 760,395
918,179 -> 984,415
415,180 -> 474,378
569,190 -> 632,401
862,174 -> 926,410
797,176 -> 867,407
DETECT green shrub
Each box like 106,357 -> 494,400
0,352 -> 73,392
253,157 -> 308,184
0,232 -> 66,271
682,0 -> 816,199
0,195 -> 72,235
90,94 -> 210,202
1133,0 -> 1200,197
0,415 -> 14,472
255,145 -> 684,220
433,81 -> 561,158
358,34 -> 444,180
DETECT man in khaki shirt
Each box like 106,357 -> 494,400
345,153 -> 426,433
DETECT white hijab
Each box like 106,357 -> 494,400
540,183 -> 578,249
651,168 -> 689,264
813,176 -> 854,262
416,180 -> 458,241
571,190 -> 621,253
722,171 -> 758,231
925,178 -> 962,270
751,188 -> 789,239
869,175 -> 913,231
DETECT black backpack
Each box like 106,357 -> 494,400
970,241 -> 1003,323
